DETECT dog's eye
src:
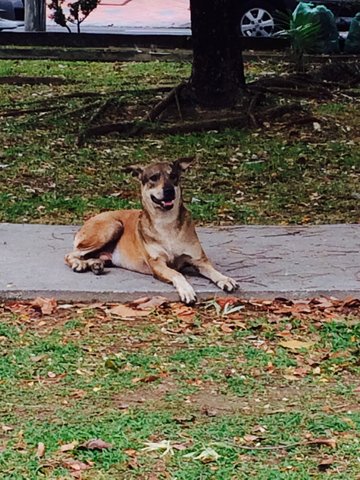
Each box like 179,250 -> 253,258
149,174 -> 160,182
169,173 -> 178,181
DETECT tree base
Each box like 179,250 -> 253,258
75,61 -> 360,145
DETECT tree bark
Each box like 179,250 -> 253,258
189,0 -> 245,108
25,0 -> 46,31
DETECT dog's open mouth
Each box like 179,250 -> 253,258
151,195 -> 175,210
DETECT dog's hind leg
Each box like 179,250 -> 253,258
65,211 -> 124,275
65,253 -> 107,275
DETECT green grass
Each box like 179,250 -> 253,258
1,303 -> 360,479
0,59 -> 359,225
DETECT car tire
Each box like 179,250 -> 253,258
239,0 -> 277,37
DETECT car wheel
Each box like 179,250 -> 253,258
239,1 -> 276,37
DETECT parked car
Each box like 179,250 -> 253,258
0,0 -> 24,21
239,0 -> 360,36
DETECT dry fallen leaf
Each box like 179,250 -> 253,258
220,324 -> 234,333
134,296 -> 168,310
252,424 -> 267,433
243,434 -> 259,444
215,297 -> 240,308
107,304 -> 150,318
31,297 -> 57,315
171,304 -> 196,321
173,442 -> 189,451
308,438 -> 337,449
318,456 -> 335,471
36,442 -> 46,458
278,339 -> 314,351
30,354 -> 48,363
79,438 -> 113,450
201,407 -> 218,417
310,297 -> 334,309
2,425 -> 14,432
142,440 -> 174,456
132,374 -> 164,384
185,447 -> 221,463
62,457 -> 91,472
130,296 -> 150,305
342,297 -> 360,308
59,441 -> 78,452
173,415 -> 196,424
124,448 -> 138,457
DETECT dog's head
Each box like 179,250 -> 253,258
124,157 -> 193,213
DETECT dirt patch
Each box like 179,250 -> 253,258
189,389 -> 250,414
113,379 -> 178,409
113,369 -> 360,415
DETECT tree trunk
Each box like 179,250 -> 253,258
25,0 -> 46,31
189,0 -> 245,108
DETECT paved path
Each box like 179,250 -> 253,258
1,224 -> 359,302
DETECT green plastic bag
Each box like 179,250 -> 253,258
292,2 -> 340,54
344,12 -> 360,54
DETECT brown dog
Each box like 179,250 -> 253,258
65,158 -> 238,304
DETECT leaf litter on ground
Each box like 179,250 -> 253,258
1,290 -> 360,477
3,295 -> 360,325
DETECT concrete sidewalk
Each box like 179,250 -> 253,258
0,224 -> 359,302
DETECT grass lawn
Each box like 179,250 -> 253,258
1,298 -> 360,479
0,58 -> 359,225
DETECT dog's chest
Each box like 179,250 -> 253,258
147,232 -> 187,264
148,238 -> 175,259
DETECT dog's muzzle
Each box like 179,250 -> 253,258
151,186 -> 175,210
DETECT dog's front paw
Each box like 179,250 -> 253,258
179,286 -> 197,305
176,280 -> 197,305
217,277 -> 238,292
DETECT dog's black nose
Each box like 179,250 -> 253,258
163,185 -> 175,200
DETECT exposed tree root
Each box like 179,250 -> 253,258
341,89 -> 360,98
59,100 -> 104,120
78,98 -> 123,146
144,81 -> 187,122
80,103 -> 307,141
246,63 -> 360,102
289,115 -> 320,126
0,76 -> 76,85
0,86 -> 174,117
44,86 -> 174,103
0,106 -> 61,117
78,62 -> 360,143
246,93 -> 263,128
248,85 -> 332,99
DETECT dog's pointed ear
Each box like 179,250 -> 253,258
172,156 -> 195,174
123,164 -> 144,179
